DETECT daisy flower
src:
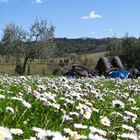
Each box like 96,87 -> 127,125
119,133 -> 138,140
112,100 -> 124,108
74,123 -> 88,129
6,106 -> 14,114
0,126 -> 12,139
122,124 -> 134,132
89,126 -> 107,136
89,133 -> 107,140
10,128 -> 23,135
100,116 -> 111,127
83,111 -> 91,119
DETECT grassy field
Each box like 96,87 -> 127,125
0,64 -> 50,75
82,51 -> 107,59
0,64 -> 15,75
0,52 -> 107,75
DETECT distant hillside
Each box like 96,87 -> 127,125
54,38 -> 111,56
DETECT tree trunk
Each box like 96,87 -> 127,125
22,56 -> 28,75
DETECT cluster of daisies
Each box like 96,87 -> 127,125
0,75 -> 139,139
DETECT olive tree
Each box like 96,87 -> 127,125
1,18 -> 55,75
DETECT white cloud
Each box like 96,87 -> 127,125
91,32 -> 96,35
81,11 -> 102,20
35,0 -> 43,3
108,28 -> 113,32
0,0 -> 8,3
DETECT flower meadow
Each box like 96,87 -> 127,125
0,75 -> 140,140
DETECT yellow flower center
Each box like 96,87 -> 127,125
103,120 -> 107,124
0,131 -> 4,138
84,111 -> 89,115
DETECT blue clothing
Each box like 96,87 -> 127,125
107,70 -> 129,79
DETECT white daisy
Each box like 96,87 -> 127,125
10,128 -> 23,135
112,100 -> 124,108
22,100 -> 32,108
119,133 -> 138,140
83,111 -> 91,119
100,116 -> 111,127
89,133 -> 107,140
74,123 -> 88,129
0,126 -> 12,139
0,94 -> 5,99
89,126 -> 107,136
6,106 -> 14,114
122,124 -> 134,132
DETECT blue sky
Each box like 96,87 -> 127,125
0,0 -> 140,38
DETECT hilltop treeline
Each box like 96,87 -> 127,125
54,37 -> 111,56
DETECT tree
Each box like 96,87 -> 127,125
108,37 -> 122,57
121,34 -> 136,68
108,34 -> 138,68
1,18 -> 55,75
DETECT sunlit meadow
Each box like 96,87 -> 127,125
0,75 -> 140,139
